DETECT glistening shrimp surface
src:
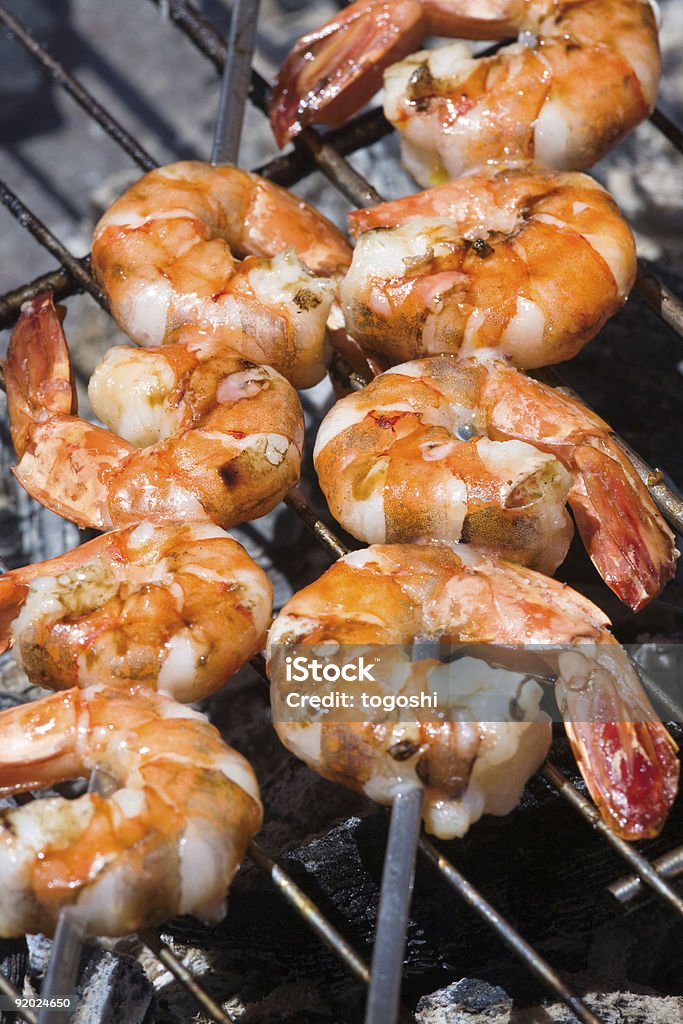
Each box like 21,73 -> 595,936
4,294 -> 304,531
0,686 -> 262,937
0,521 -> 273,702
92,162 -> 352,389
270,0 -> 660,185
342,165 -> 637,368
314,352 -> 677,610
267,544 -> 679,841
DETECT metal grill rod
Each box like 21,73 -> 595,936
140,931 -> 237,1024
0,972 -> 36,1024
247,839 -> 372,989
541,762 -> 683,916
0,181 -> 105,309
650,106 -> 683,155
418,837 -> 603,1024
608,842 -> 683,904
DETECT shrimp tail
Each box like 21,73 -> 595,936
3,293 -> 75,458
557,648 -> 680,840
569,441 -> 677,612
269,0 -> 426,147
0,576 -> 29,657
565,719 -> 680,840
0,689 -> 80,796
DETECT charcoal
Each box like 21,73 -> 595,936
416,982 -> 683,1024
416,979 -> 512,1021
71,949 -> 154,1024
0,938 -> 27,1024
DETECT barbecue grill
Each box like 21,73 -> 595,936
0,2 -> 682,1021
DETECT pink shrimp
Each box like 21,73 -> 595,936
267,543 -> 679,840
270,0 -> 660,185
4,294 -> 304,531
0,521 -> 272,703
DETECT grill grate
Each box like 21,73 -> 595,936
0,2 -> 683,1022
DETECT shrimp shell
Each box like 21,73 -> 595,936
267,543 -> 679,840
0,522 -> 272,702
342,165 -> 636,369
92,162 -> 353,388
4,294 -> 304,531
0,686 -> 262,937
314,353 -> 676,610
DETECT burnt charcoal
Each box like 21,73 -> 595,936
0,938 -> 27,1024
416,979 -> 512,1021
71,949 -> 154,1024
416,982 -> 683,1023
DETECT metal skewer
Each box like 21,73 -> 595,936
210,0 -> 261,165
209,13 -> 418,1013
365,786 -> 423,1024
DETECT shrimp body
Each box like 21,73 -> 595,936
384,0 -> 660,185
92,162 -> 352,388
341,165 -> 636,368
270,0 -> 659,184
0,686 -> 262,937
5,294 -> 304,531
0,522 -> 272,702
267,544 -> 679,840
314,353 -> 676,610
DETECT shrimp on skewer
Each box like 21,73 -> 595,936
267,544 -> 679,841
0,686 -> 262,937
0,522 -> 272,703
341,165 -> 636,369
270,0 -> 660,185
91,162 -> 352,389
314,353 -> 677,611
5,294 -> 304,531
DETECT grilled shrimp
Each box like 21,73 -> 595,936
0,686 -> 262,937
270,0 -> 660,184
314,353 -> 676,610
267,544 -> 679,840
4,294 -> 304,531
341,165 -> 636,368
0,522 -> 272,702
92,162 -> 352,388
